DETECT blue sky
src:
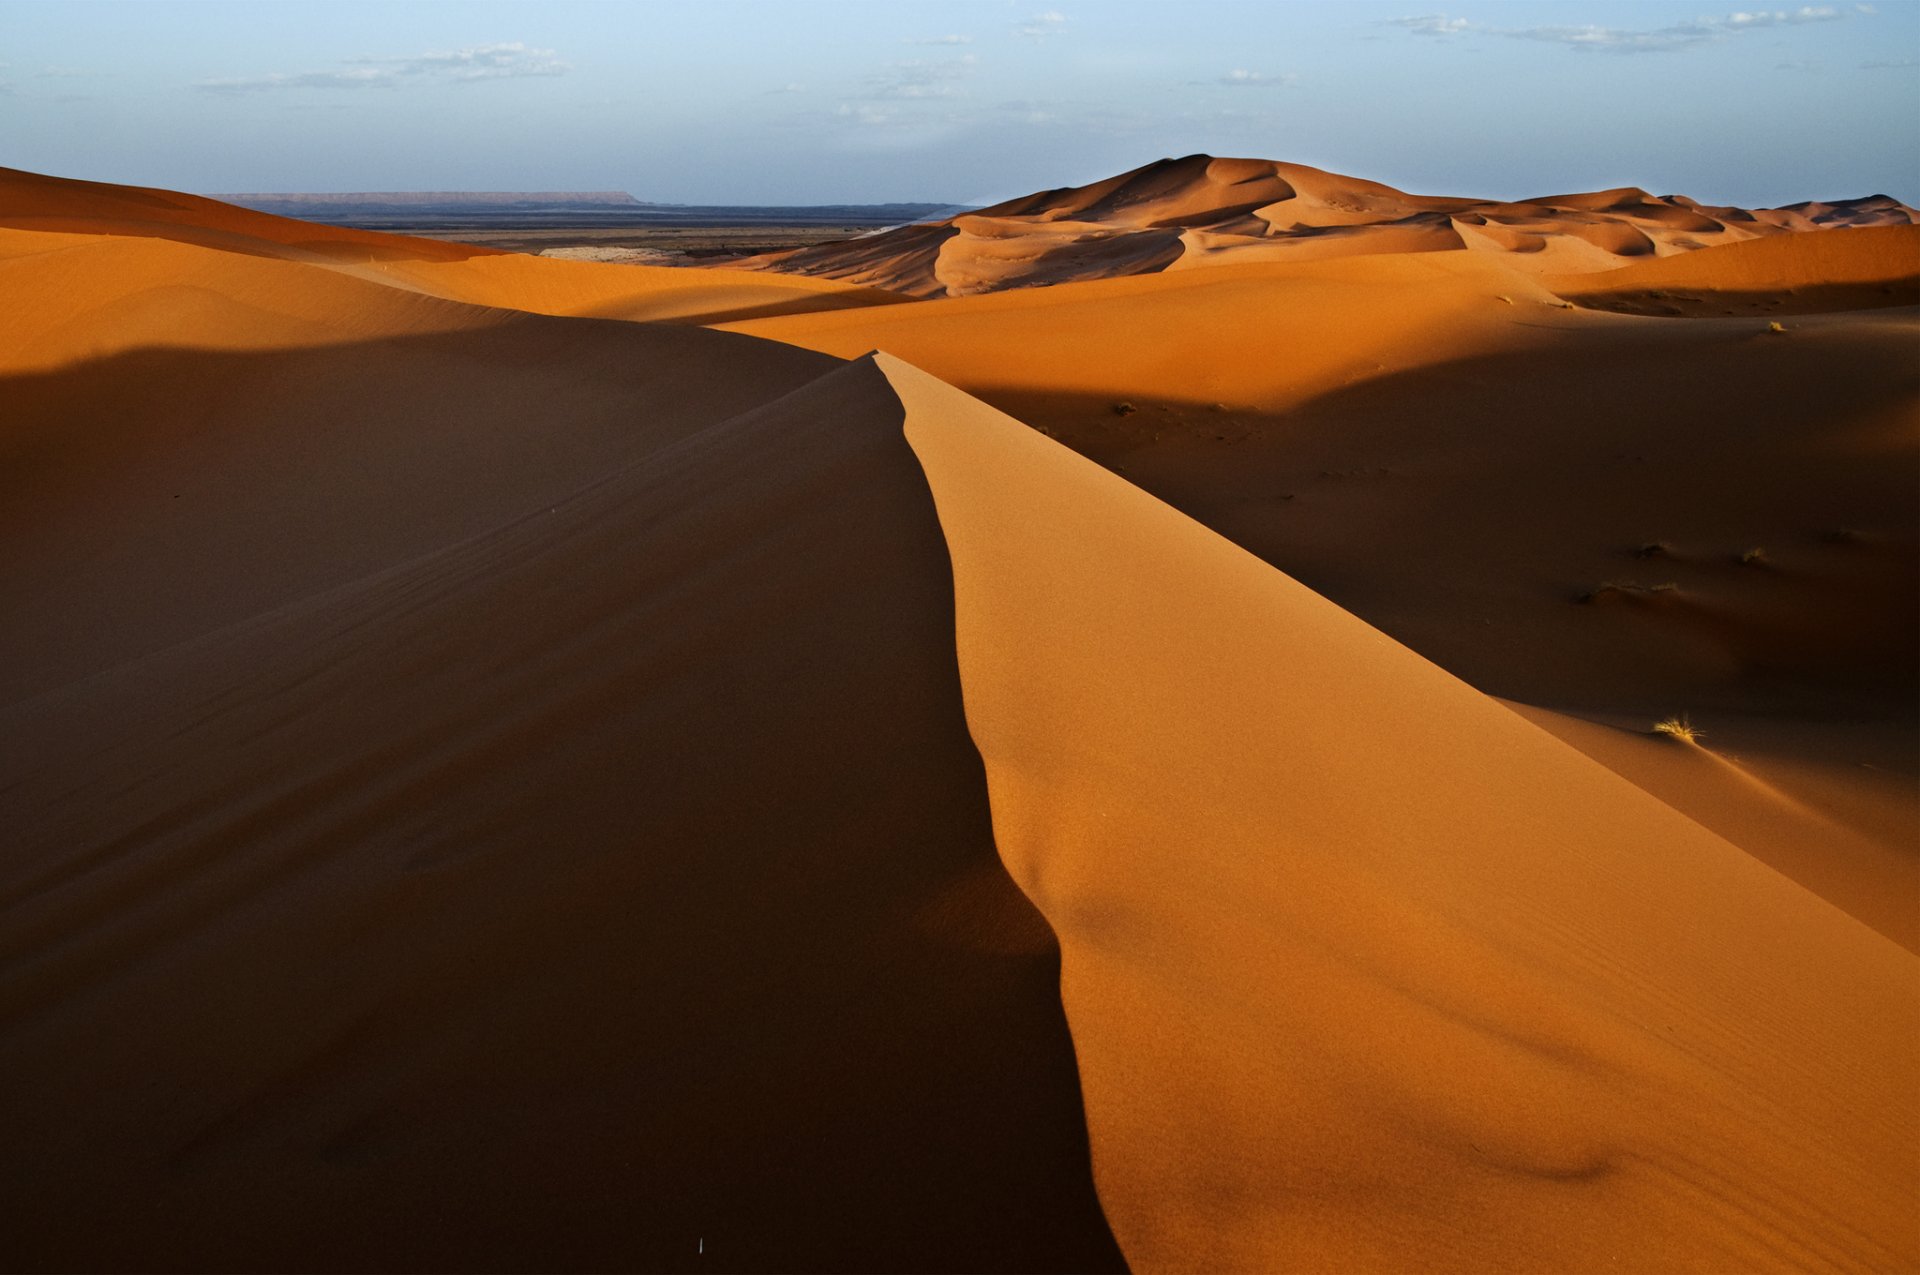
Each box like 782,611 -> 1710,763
4,1 -> 1916,206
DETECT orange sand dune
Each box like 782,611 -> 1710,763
4,166 -> 1915,1272
0,337 -> 1121,1269
0,166 -> 904,326
1550,222 -> 1920,316
0,164 -> 492,264
731,242 -> 1919,935
733,154 -> 1919,297
887,353 -> 1918,1273
727,250 -> 1561,412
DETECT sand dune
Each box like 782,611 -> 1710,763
888,352 -> 1917,1272
731,231 -> 1919,947
0,166 -> 902,327
732,154 -> 1919,297
0,342 -> 1120,1272
3,168 -> 1914,1272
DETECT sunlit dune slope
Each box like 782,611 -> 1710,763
734,154 -> 1918,297
1551,222 -> 1920,316
0,164 -> 494,264
0,166 -> 905,327
1508,702 -> 1920,954
727,240 -> 1920,927
727,250 -> 1553,412
0,348 -> 1122,1272
885,353 -> 1919,1274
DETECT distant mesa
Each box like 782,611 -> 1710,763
723,153 -> 1920,298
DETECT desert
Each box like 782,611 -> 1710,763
3,3 -> 1917,1272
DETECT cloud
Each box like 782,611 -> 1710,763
1860,54 -> 1917,67
1389,15 -> 1471,36
1390,6 -> 1852,53
863,54 -> 978,100
766,82 -> 807,94
1215,68 -> 1296,87
1775,58 -> 1819,70
196,42 -> 568,93
1016,11 -> 1068,40
906,35 -> 972,46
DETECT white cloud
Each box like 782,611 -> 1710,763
1017,11 -> 1068,40
907,35 -> 972,46
1390,15 -> 1472,36
1216,68 -> 1296,87
196,42 -> 568,93
1390,6 -> 1852,53
767,82 -> 807,94
1861,54 -> 1917,67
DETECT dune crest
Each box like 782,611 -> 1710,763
882,351 -> 1918,1273
733,154 -> 1919,297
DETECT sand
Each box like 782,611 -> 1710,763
2,159 -> 1915,1272
728,154 -> 1919,298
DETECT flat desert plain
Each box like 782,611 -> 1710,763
1,156 -> 1916,1274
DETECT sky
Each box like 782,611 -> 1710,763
4,0 -> 1917,207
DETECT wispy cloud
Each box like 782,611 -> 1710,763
196,42 -> 568,93
1214,68 -> 1295,87
863,54 -> 978,100
1390,6 -> 1852,53
1016,11 -> 1068,40
766,82 -> 807,94
906,34 -> 972,46
1860,54 -> 1917,67
1390,15 -> 1472,36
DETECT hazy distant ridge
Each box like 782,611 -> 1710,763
216,191 -> 646,207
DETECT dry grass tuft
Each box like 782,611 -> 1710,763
1767,321 -> 1786,334
1653,714 -> 1704,744
1112,401 -> 1137,417
1739,547 -> 1768,566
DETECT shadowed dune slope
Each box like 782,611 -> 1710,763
734,155 -> 1919,297
0,350 -> 1123,1272
883,353 -> 1919,1274
0,228 -> 847,702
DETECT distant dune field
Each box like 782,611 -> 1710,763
722,153 -> 1919,298
1,159 -> 1914,1273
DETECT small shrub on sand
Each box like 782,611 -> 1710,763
1633,541 -> 1672,559
1653,714 -> 1703,744
1112,401 -> 1137,416
1739,547 -> 1768,566
1767,321 -> 1786,334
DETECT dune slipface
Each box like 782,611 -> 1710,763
0,173 -> 1121,1273
883,353 -> 1919,1274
